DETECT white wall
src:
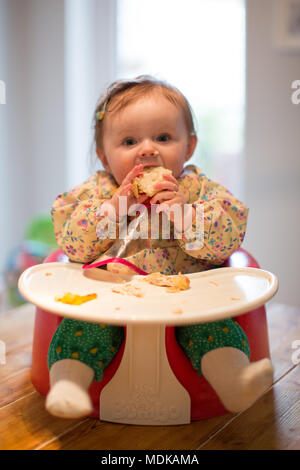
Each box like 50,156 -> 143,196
0,0 -> 65,271
26,0 -> 65,213
65,0 -> 116,188
244,0 -> 300,307
0,0 -> 116,274
0,0 -> 10,271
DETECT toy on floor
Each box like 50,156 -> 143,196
4,214 -> 58,306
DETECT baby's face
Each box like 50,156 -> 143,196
98,93 -> 197,185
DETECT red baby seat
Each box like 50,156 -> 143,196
30,248 -> 271,420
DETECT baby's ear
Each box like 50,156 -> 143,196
96,148 -> 110,172
185,134 -> 197,161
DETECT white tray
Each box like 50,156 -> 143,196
18,262 -> 278,325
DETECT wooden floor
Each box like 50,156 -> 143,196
0,301 -> 299,450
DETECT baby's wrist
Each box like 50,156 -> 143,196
97,200 -> 119,222
173,205 -> 197,243
174,204 -> 195,232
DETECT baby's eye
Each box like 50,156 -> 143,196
123,138 -> 137,146
157,134 -> 171,142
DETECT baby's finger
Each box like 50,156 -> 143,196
162,173 -> 178,185
153,180 -> 178,192
122,164 -> 144,186
136,193 -> 150,204
119,183 -> 133,197
156,199 -> 185,222
156,197 -> 183,209
150,191 -> 177,204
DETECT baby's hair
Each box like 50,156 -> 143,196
93,75 -> 196,151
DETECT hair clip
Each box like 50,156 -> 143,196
96,100 -> 107,121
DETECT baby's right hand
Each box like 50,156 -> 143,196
109,165 -> 149,220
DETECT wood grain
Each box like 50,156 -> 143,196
0,301 -> 299,450
198,365 -> 300,450
0,390 -> 84,450
267,301 -> 300,381
40,412 -> 234,451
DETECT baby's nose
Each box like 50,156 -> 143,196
139,140 -> 158,157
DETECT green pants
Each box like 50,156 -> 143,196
47,319 -> 124,381
48,318 -> 250,381
175,318 -> 250,375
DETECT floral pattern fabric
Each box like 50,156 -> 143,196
49,164 -> 250,378
51,164 -> 248,273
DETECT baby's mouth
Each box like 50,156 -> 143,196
141,162 -> 158,168
136,158 -> 162,168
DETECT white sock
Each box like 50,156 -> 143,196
201,347 -> 274,413
46,359 -> 94,419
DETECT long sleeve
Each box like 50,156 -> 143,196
51,171 -> 119,263
177,165 -> 248,265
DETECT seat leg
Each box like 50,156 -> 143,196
100,324 -> 191,425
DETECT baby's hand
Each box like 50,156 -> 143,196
150,173 -> 186,211
109,165 -> 149,220
150,174 -> 193,232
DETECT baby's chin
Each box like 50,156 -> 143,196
171,168 -> 184,178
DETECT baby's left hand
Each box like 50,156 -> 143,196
150,174 -> 187,230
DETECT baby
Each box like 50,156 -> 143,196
47,75 -> 273,419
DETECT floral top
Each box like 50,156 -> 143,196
51,165 -> 248,275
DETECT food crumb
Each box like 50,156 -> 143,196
112,284 -> 143,297
231,297 -> 241,301
172,308 -> 183,315
55,292 -> 97,305
45,272 -> 52,276
209,281 -> 219,287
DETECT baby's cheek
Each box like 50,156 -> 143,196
111,167 -> 127,185
171,164 -> 185,179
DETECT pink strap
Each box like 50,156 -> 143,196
82,257 -> 148,276
83,203 -> 153,275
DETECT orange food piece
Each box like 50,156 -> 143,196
172,308 -> 183,315
55,292 -> 97,305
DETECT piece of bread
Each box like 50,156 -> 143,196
132,166 -> 172,198
143,272 -> 190,293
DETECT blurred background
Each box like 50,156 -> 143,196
0,0 -> 299,311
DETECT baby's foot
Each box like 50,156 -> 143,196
46,359 -> 94,419
201,348 -> 274,413
46,379 -> 93,419
221,358 -> 274,413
